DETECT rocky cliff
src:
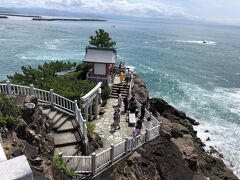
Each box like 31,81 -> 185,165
109,74 -> 238,180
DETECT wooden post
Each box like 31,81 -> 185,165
110,144 -> 115,163
125,138 -> 129,153
29,84 -> 34,96
6,81 -> 12,96
50,89 -> 54,106
91,152 -> 96,175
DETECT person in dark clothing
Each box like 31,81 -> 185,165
123,97 -> 129,113
129,95 -> 137,113
136,120 -> 143,130
140,103 -> 146,120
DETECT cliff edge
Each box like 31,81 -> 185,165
108,74 -> 238,180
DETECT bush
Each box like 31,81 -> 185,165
75,62 -> 91,80
86,122 -> 96,138
53,155 -> 76,178
101,86 -> 111,100
0,94 -> 20,129
7,61 -> 95,101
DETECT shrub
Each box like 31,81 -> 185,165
53,155 -> 76,178
7,61 -> 95,101
101,86 -> 111,100
86,122 -> 96,138
0,94 -> 20,129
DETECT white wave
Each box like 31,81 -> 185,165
43,39 -> 64,50
157,40 -> 162,42
174,40 -> 216,45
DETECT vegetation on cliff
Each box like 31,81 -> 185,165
7,61 -> 95,100
0,94 -> 20,129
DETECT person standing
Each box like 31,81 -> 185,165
119,70 -> 125,84
113,108 -> 121,130
125,69 -> 131,84
140,103 -> 146,120
117,89 -> 122,108
123,96 -> 129,113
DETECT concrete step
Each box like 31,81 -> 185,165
54,131 -> 80,147
110,94 -> 128,99
112,89 -> 129,93
57,120 -> 78,133
41,108 -> 51,115
52,113 -> 64,124
47,110 -> 58,120
53,116 -> 69,129
55,145 -> 82,156
111,92 -> 129,96
112,86 -> 130,90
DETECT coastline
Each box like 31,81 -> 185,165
107,74 -> 238,180
32,17 -> 107,22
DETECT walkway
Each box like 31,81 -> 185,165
93,98 -> 133,152
93,75 -> 142,152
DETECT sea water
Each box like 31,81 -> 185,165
0,16 -> 240,177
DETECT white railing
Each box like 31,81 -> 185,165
64,126 -> 161,175
63,156 -> 92,173
0,81 -> 87,141
86,72 -> 110,86
149,125 -> 161,140
95,148 -> 111,172
0,83 -> 7,94
113,140 -> 126,160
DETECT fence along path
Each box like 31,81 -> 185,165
62,73 -> 162,175
0,81 -> 87,140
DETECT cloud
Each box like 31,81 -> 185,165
1,0 -> 240,24
0,0 -> 188,17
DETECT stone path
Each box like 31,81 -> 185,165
93,98 -> 133,153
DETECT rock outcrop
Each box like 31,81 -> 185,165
3,96 -> 69,180
109,75 -> 238,180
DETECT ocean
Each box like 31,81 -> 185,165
0,16 -> 240,177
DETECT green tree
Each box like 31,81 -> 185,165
89,29 -> 116,48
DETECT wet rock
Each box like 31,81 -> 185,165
206,137 -> 211,141
204,130 -> 209,133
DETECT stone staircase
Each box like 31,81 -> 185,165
39,105 -> 82,156
110,83 -> 130,99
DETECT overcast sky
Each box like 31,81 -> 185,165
1,0 -> 240,24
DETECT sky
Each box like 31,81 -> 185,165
1,0 -> 240,24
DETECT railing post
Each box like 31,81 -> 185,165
125,138 -> 129,153
83,120 -> 87,140
110,144 -> 115,163
91,152 -> 96,175
50,89 -> 54,106
98,88 -> 102,105
6,81 -> 12,96
30,84 -> 34,96
74,100 -> 78,116
145,129 -> 150,142
130,137 -> 134,151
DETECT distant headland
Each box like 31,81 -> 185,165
32,17 -> 107,22
0,13 -> 40,18
0,13 -> 107,22
0,15 -> 8,19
